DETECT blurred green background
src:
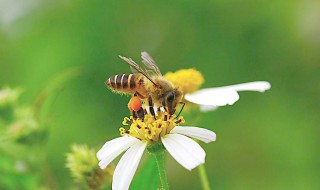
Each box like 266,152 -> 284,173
1,0 -> 320,189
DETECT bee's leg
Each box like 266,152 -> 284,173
176,101 -> 185,118
129,92 -> 144,120
134,91 -> 145,99
137,107 -> 145,121
162,106 -> 168,115
148,96 -> 156,119
132,110 -> 138,120
128,96 -> 139,119
161,100 -> 168,113
128,100 -> 135,119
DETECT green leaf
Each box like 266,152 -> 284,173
131,155 -> 160,190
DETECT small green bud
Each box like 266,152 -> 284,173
66,144 -> 114,189
0,87 -> 21,122
6,107 -> 45,144
0,87 -> 20,107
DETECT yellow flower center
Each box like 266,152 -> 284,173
164,68 -> 204,94
120,112 -> 185,142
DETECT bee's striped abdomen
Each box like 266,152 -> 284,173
106,74 -> 137,91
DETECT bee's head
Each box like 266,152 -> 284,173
165,88 -> 183,115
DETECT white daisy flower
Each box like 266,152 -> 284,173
164,69 -> 271,112
96,112 -> 216,190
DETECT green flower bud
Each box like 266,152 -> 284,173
6,107 -> 46,144
0,87 -> 20,107
0,87 -> 21,122
66,144 -> 114,189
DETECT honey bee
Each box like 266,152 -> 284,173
105,52 -> 183,116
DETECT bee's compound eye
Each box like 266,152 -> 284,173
167,92 -> 175,102
128,96 -> 142,111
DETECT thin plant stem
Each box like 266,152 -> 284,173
185,110 -> 212,190
198,164 -> 211,190
154,152 -> 169,190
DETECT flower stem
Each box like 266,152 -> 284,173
154,152 -> 169,190
198,164 -> 211,190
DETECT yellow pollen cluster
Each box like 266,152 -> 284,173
119,112 -> 185,142
164,68 -> 204,94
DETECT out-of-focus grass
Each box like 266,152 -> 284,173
1,0 -> 319,189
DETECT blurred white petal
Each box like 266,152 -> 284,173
171,126 -> 216,143
199,105 -> 218,112
97,136 -> 139,169
112,141 -> 147,190
0,0 -> 41,39
184,81 -> 271,107
0,0 -> 39,24
161,134 -> 205,171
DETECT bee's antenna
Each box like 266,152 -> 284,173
176,102 -> 185,118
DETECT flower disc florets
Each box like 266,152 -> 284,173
120,111 -> 185,142
164,68 -> 204,94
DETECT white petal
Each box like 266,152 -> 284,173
161,134 -> 206,171
214,81 -> 271,92
171,126 -> 216,143
112,140 -> 147,190
184,88 -> 239,106
96,136 -> 140,169
199,105 -> 218,112
184,81 -> 271,107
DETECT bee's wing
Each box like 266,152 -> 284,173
119,55 -> 159,87
130,66 -> 155,76
130,65 -> 153,76
141,51 -> 162,76
129,66 -> 138,73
